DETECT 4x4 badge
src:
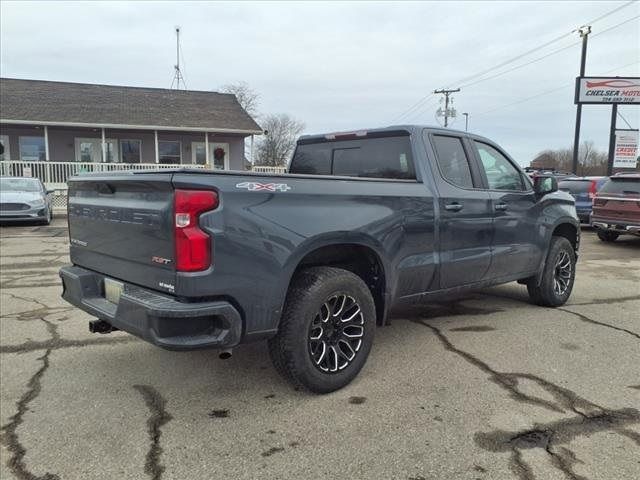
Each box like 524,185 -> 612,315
236,182 -> 291,192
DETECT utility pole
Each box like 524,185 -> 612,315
571,25 -> 591,174
434,88 -> 461,127
171,26 -> 186,90
463,112 -> 469,131
606,104 -> 618,176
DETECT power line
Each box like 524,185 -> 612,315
449,2 -> 638,89
461,14 -> 639,90
617,111 -> 635,129
407,15 -> 639,121
392,1 -> 638,122
474,60 -> 640,117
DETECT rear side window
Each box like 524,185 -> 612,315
599,179 -> 640,195
431,135 -> 474,189
290,135 -> 415,179
558,180 -> 591,194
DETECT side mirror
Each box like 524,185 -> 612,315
533,175 -> 558,196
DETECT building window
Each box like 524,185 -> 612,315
190,142 -> 229,168
19,136 -> 46,161
120,139 -> 142,163
75,138 -> 119,163
0,135 -> 10,161
158,141 -> 181,164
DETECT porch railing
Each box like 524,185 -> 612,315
1,161 -> 289,213
0,161 -> 207,189
251,165 -> 288,174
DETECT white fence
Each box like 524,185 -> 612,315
1,161 -> 288,213
251,165 -> 288,174
0,161 -> 207,190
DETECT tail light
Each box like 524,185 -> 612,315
174,189 -> 218,272
588,180 -> 598,200
592,197 -> 607,207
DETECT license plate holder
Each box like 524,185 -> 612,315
104,278 -> 124,305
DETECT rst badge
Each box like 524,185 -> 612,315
236,182 -> 291,192
151,256 -> 172,265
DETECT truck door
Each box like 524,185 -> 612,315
426,133 -> 493,289
470,140 -> 543,278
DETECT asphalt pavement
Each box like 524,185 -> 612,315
0,218 -> 638,480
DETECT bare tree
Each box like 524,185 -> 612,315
531,141 -> 608,175
255,114 -> 305,167
220,81 -> 260,117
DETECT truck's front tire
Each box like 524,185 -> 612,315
268,267 -> 375,393
527,236 -> 576,307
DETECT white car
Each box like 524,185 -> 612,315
0,176 -> 53,225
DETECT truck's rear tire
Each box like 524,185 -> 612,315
597,231 -> 619,242
268,267 -> 375,393
527,236 -> 576,307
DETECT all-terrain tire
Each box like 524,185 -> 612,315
527,236 -> 576,307
597,231 -> 618,242
268,267 -> 376,393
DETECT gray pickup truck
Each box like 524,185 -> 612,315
60,126 -> 579,393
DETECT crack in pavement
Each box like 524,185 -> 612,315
413,319 -> 640,480
134,385 -> 173,480
476,410 -> 640,480
556,307 -> 640,340
0,348 -> 60,480
1,292 -> 52,311
1,282 -> 63,290
413,319 -> 604,416
0,335 -> 139,354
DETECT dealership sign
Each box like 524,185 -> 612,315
613,129 -> 639,169
575,77 -> 640,104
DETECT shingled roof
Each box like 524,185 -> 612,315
0,78 -> 262,134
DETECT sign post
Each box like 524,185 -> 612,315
575,76 -> 639,175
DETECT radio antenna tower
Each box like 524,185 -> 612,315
171,26 -> 186,90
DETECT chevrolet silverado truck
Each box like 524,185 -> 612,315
59,126 -> 579,393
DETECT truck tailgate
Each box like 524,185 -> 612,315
67,173 -> 176,293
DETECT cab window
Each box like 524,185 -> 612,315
474,141 -> 525,191
431,135 -> 474,189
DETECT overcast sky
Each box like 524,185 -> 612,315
1,0 -> 638,165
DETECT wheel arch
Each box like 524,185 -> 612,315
535,218 -> 579,285
280,236 -> 390,327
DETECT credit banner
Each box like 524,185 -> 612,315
613,130 -> 638,169
575,77 -> 640,104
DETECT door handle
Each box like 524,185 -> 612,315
445,202 -> 463,212
495,203 -> 508,211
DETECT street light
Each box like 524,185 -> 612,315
463,113 -> 469,132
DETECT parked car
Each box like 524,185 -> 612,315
558,176 -> 608,224
525,167 -> 574,182
59,126 -> 580,393
591,172 -> 640,242
0,176 -> 53,224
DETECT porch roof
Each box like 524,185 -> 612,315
0,78 -> 263,135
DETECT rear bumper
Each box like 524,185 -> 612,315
591,218 -> 640,235
59,265 -> 243,350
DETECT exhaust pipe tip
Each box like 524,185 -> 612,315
219,348 -> 233,360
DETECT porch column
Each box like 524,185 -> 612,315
205,132 -> 209,168
101,128 -> 106,162
250,135 -> 254,168
43,125 -> 50,161
154,130 -> 159,164
44,125 -> 51,185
